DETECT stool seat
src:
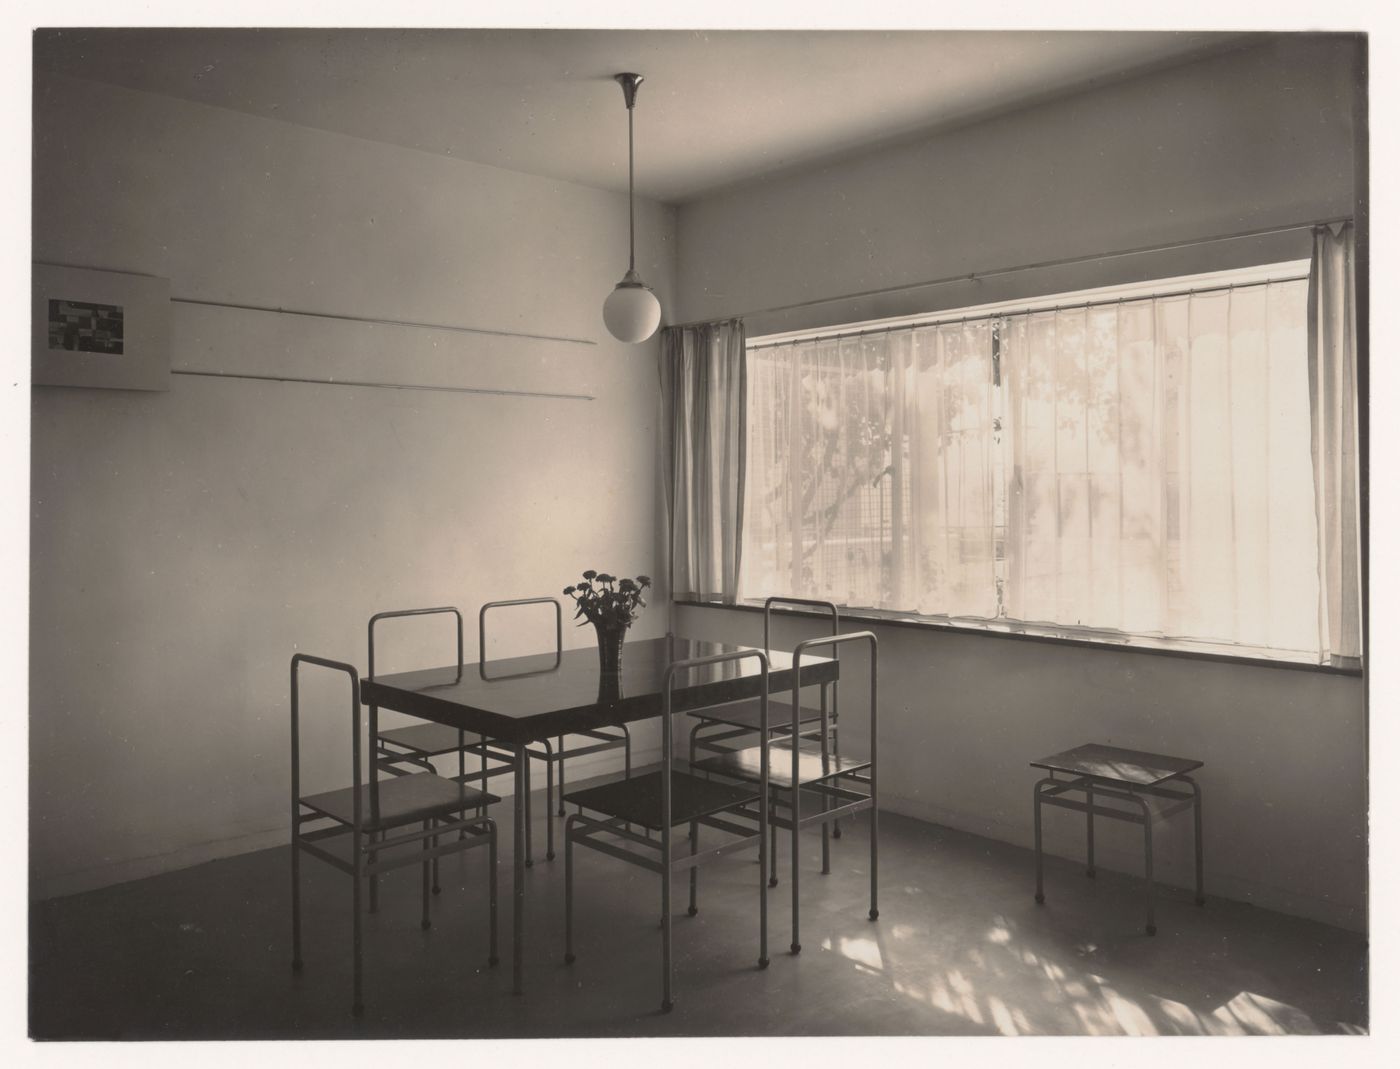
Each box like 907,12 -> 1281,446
300,772 -> 498,831
1030,743 -> 1202,786
564,770 -> 758,832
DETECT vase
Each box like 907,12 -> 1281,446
593,620 -> 629,678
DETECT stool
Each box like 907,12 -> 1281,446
1031,743 -> 1203,935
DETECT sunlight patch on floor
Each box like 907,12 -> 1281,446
870,911 -> 1349,1036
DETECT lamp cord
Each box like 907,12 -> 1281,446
627,102 -> 636,273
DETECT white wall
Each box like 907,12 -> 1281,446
673,36 -> 1366,930
677,35 -> 1360,328
30,75 -> 676,898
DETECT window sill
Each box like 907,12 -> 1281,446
673,598 -> 1363,677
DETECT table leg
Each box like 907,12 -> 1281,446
1086,780 -> 1096,878
1187,775 -> 1205,905
820,682 -> 831,876
1133,792 -> 1157,936
1033,779 -> 1046,904
524,752 -> 534,868
512,742 -> 526,994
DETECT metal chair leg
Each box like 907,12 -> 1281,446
368,830 -> 380,914
820,685 -> 831,874
512,744 -> 526,995
432,820 -> 441,895
791,781 -> 802,954
460,737 -> 469,839
758,784 -> 770,969
623,725 -> 632,833
869,788 -> 879,921
487,819 -> 500,966
1086,781 -> 1097,877
688,820 -> 699,915
421,819 -> 432,930
661,827 -> 674,1013
544,740 -> 556,861
564,815 -> 577,963
291,825 -> 303,972
557,734 -> 567,817
352,828 -> 365,1017
831,711 -> 842,839
768,791 -> 779,888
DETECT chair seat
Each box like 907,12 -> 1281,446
377,721 -> 480,757
686,697 -> 824,732
564,771 -> 759,832
300,772 -> 499,831
693,740 -> 869,789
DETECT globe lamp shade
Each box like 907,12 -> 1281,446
603,275 -> 662,343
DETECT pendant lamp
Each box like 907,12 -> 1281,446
602,73 -> 662,343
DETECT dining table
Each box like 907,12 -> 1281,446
360,634 -> 839,994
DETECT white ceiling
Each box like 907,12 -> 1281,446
34,28 -> 1249,204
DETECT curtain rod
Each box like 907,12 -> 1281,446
171,296 -> 597,347
747,273 -> 1310,351
668,215 -> 1351,331
172,369 -> 594,401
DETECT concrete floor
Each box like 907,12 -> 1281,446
30,776 -> 1367,1039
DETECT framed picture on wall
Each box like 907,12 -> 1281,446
32,264 -> 171,391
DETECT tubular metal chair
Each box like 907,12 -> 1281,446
486,599 -> 633,861
686,597 -> 845,844
691,631 -> 878,953
290,653 -> 498,1017
369,607 -> 514,906
561,649 -> 773,1013
374,599 -> 632,868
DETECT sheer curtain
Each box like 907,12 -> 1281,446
744,270 -> 1331,657
660,318 -> 747,604
742,323 -> 998,617
1308,222 -> 1362,663
1000,283 -> 1319,652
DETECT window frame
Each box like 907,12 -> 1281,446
740,259 -> 1349,668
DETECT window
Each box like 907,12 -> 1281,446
741,262 -> 1327,661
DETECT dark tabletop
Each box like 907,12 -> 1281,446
361,636 -> 838,745
1030,743 -> 1203,786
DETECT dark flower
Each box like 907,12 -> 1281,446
563,585 -> 575,595
582,570 -> 598,581
637,576 -> 652,586
618,578 -> 636,591
597,573 -> 615,584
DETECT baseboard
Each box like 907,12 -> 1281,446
31,825 -> 293,901
879,790 -> 1365,934
32,743 -> 664,902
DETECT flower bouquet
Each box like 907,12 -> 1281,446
564,570 -> 651,676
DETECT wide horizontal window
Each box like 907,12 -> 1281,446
740,262 -> 1334,662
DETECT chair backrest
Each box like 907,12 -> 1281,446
764,596 -> 841,713
478,597 -> 563,679
661,647 -> 772,823
762,595 -> 840,654
790,631 -> 878,792
367,606 -> 464,682
290,653 -> 365,827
